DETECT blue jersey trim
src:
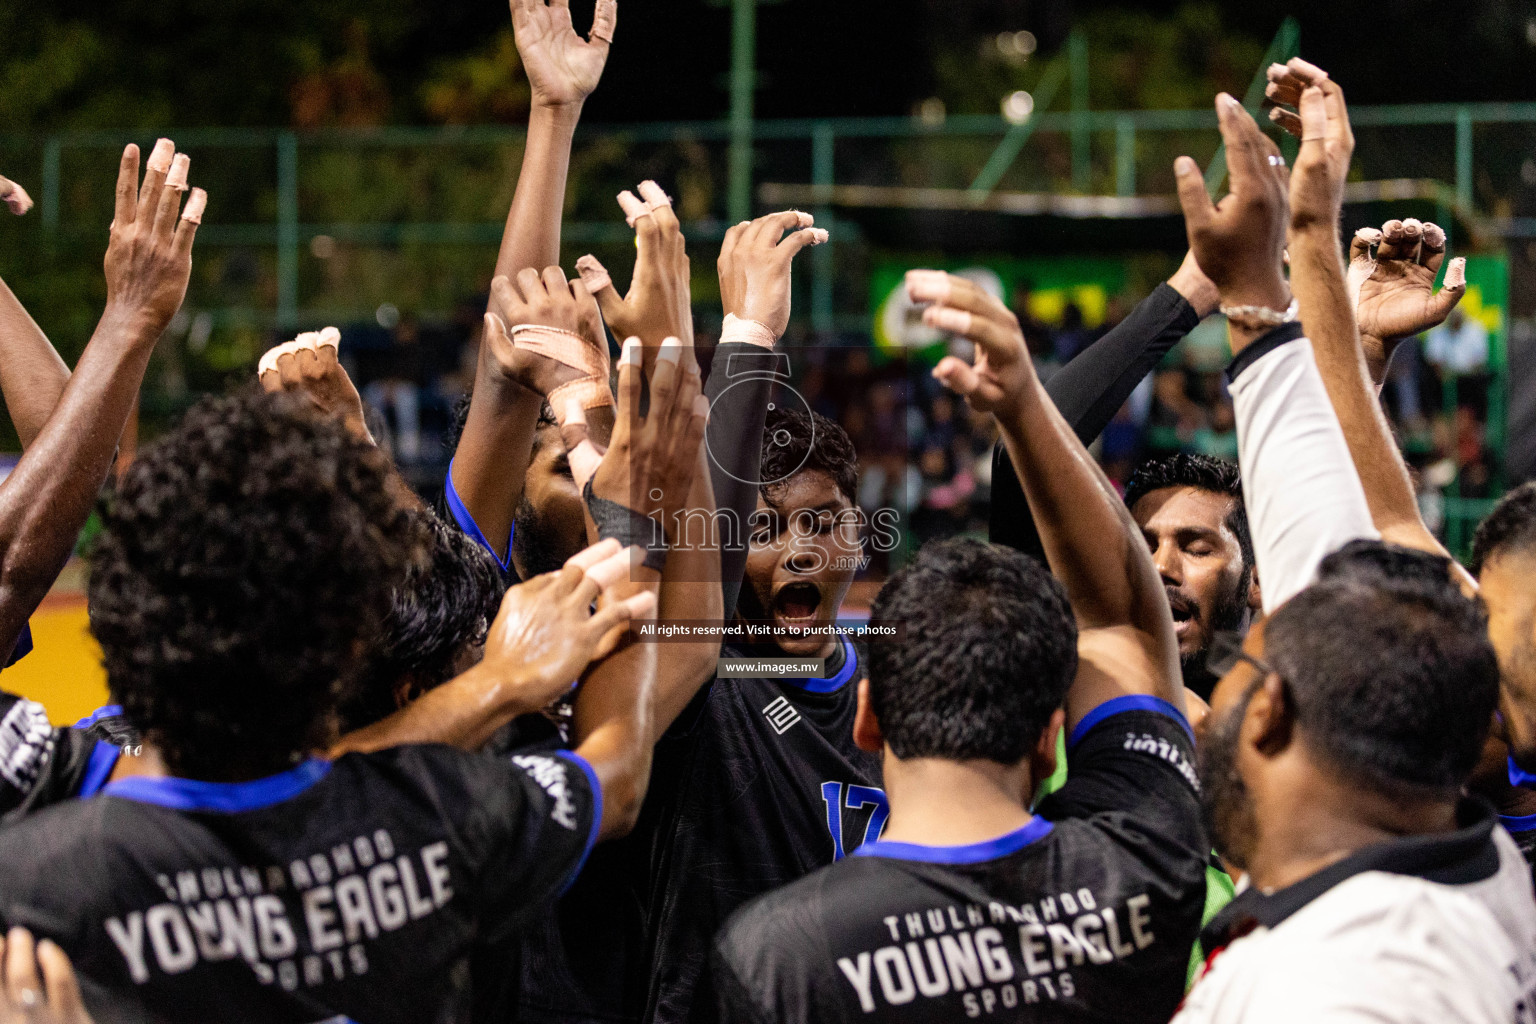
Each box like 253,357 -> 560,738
789,636 -> 859,694
78,741 -> 121,798
73,704 -> 125,731
1501,811 -> 1536,835
1509,754 -> 1536,791
5,624 -> 33,668
1068,694 -> 1193,751
445,459 -> 514,572
553,751 -> 603,895
853,816 -> 1054,864
101,758 -> 331,812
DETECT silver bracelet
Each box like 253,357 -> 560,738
1219,297 -> 1299,329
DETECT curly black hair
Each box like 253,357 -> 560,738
868,537 -> 1078,763
1471,480 -> 1536,576
1124,453 -> 1253,574
760,406 -> 858,507
340,508 -> 507,732
89,388 -> 428,780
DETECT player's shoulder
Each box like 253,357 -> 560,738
0,791 -> 129,888
718,853 -> 892,962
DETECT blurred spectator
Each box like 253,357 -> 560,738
1425,306 -> 1489,375
362,312 -> 426,463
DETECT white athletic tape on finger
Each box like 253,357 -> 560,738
511,323 -> 608,378
590,0 -> 616,43
550,378 -> 614,416
0,178 -> 32,216
258,340 -> 302,377
1445,258 -> 1467,291
637,180 -> 673,214
905,269 -> 952,304
147,139 -> 175,174
576,254 -> 613,295
166,153 -> 190,192
316,326 -> 341,352
1422,223 -> 1447,250
618,190 -> 648,228
180,188 -> 207,225
720,313 -> 776,349
294,331 -> 321,353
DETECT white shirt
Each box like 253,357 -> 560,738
1425,319 -> 1489,375
1175,810 -> 1536,1024
1228,327 -> 1380,612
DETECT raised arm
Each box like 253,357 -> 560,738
990,253 -> 1217,558
1173,93 -> 1377,612
1266,60 -> 1470,583
449,0 -> 615,567
0,143 -> 203,661
709,210 -> 827,611
912,270 -> 1182,730
0,276 -> 69,451
563,337 -> 709,839
333,538 -> 652,755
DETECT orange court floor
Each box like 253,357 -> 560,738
4,562 -> 109,725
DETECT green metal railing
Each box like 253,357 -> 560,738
7,95 -> 1534,329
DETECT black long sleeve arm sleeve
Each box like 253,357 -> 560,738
702,343 -> 778,619
988,282 -> 1201,558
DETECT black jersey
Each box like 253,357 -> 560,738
0,697 -> 138,823
713,697 -> 1208,1024
642,636 -> 886,1024
0,744 -> 599,1024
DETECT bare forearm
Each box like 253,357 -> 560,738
653,451 -> 723,739
0,308 -> 156,658
573,574 -> 660,841
451,363 -> 543,561
1290,226 -> 1430,548
329,660 -> 542,757
0,276 -> 70,449
996,376 -> 1165,632
491,103 -> 581,292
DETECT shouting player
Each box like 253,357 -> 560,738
713,268 -> 1208,1023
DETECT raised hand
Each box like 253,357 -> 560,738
0,928 -> 94,1024
1348,219 -> 1467,382
909,271 -> 1034,418
486,266 -> 611,415
512,0 -> 616,109
104,138 -> 205,339
0,177 -> 32,217
561,337 -> 709,546
575,180 -> 693,367
1173,95 -> 1290,349
1265,58 -> 1352,234
482,537 -> 656,705
718,210 -> 828,342
257,327 -> 373,444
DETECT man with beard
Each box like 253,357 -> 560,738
713,267 -> 1206,1024
1171,69 -> 1536,1022
1123,455 -> 1259,700
1470,482 -> 1536,870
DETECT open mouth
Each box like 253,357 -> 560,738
773,581 -> 823,626
1166,589 -> 1197,636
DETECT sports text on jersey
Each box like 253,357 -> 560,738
103,829 -> 451,992
838,890 -> 1158,1017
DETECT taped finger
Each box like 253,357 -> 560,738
618,190 -> 650,228
0,177 -> 33,217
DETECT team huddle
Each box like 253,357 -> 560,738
0,2 -> 1533,1023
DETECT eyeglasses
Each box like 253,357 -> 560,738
1205,630 -> 1276,679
